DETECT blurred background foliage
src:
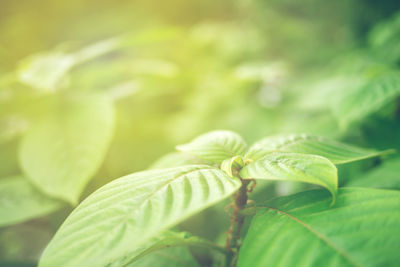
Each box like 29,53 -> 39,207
1,0 -> 400,266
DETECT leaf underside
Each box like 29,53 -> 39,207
39,165 -> 240,267
238,187 -> 400,267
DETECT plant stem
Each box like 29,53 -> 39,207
225,178 -> 250,267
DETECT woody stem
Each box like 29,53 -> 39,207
225,177 -> 250,267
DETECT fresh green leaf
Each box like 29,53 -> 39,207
240,152 -> 337,203
39,165 -> 240,267
245,134 -> 390,164
333,73 -> 400,127
0,176 -> 62,227
238,188 -> 400,267
107,231 -> 225,266
19,93 -> 114,204
221,156 -> 244,177
347,158 -> 400,190
176,130 -> 247,165
126,247 -> 200,267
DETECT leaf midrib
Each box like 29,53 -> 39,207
101,166 -> 226,265
52,166 -> 226,265
60,167 -> 214,239
257,205 -> 361,267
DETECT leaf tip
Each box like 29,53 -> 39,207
381,148 -> 397,157
328,186 -> 338,207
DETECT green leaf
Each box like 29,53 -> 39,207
107,231 -> 226,266
39,165 -> 240,267
347,158 -> 400,190
245,134 -> 390,164
221,156 -> 244,177
126,247 -> 200,267
238,188 -> 400,267
368,13 -> 400,62
0,176 -> 62,227
240,152 -> 337,203
333,73 -> 400,127
176,130 -> 247,165
19,93 -> 114,204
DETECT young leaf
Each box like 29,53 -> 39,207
176,130 -> 247,165
221,156 -> 244,177
238,188 -> 400,267
39,165 -> 240,267
0,176 -> 62,227
19,93 -> 114,204
240,152 -> 337,203
245,133 -> 390,164
333,72 -> 400,127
